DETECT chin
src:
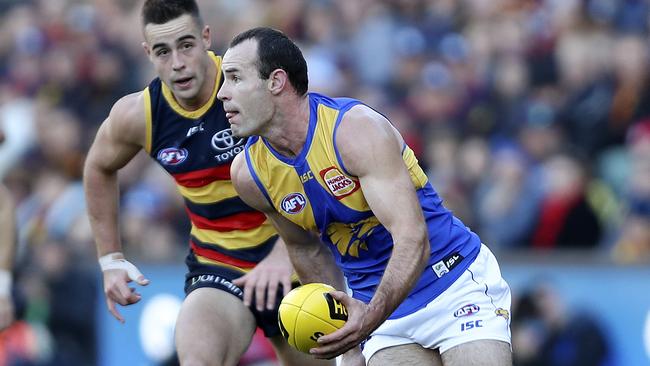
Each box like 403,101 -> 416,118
173,87 -> 200,102
231,126 -> 248,138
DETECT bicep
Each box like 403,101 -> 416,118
86,94 -> 146,173
86,117 -> 142,173
337,108 -> 424,233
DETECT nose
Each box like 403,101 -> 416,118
171,51 -> 184,71
217,82 -> 229,101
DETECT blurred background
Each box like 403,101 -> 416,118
0,0 -> 649,365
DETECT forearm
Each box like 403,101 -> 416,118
368,234 -> 428,324
288,241 -> 345,291
83,164 -> 122,257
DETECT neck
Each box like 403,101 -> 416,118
264,94 -> 310,157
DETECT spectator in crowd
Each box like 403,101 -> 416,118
612,119 -> 650,262
512,281 -> 611,366
528,151 -> 603,249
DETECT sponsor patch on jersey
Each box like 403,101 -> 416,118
157,147 -> 188,165
454,304 -> 480,318
319,167 -> 359,199
432,252 -> 464,278
281,193 -> 307,214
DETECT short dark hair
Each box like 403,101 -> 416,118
230,27 -> 308,96
141,0 -> 202,27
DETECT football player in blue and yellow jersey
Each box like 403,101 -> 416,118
219,28 -> 513,366
83,2 -> 332,366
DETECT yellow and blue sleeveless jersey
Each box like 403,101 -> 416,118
144,51 -> 277,274
245,92 -> 480,318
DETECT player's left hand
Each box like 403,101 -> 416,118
0,295 -> 14,330
310,291 -> 380,359
232,242 -> 293,311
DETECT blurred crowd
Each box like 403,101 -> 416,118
0,0 -> 648,365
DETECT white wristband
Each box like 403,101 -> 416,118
98,252 -> 125,270
0,270 -> 12,297
99,252 -> 144,282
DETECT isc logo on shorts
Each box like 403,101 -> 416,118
461,320 -> 483,331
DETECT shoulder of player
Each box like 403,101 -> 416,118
106,91 -> 146,145
335,105 -> 400,173
336,104 -> 395,144
230,152 -> 273,213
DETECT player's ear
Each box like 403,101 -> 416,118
268,69 -> 287,95
142,42 -> 151,57
202,25 -> 211,49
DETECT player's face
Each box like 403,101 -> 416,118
143,14 -> 211,105
218,39 -> 275,137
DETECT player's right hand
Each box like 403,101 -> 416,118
311,291 -> 380,359
101,258 -> 149,323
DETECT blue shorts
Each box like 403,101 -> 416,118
184,251 -> 291,337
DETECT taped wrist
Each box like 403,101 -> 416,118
98,252 -> 126,271
98,252 -> 143,281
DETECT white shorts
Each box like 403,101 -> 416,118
361,244 -> 511,362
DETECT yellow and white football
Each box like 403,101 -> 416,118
278,283 -> 348,353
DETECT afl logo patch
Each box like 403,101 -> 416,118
319,167 -> 359,199
454,304 -> 480,318
281,193 -> 307,214
157,147 -> 188,165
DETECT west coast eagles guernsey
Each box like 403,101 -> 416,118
245,93 -> 481,318
144,51 -> 277,273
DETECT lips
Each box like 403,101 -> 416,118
174,77 -> 193,89
224,108 -> 239,120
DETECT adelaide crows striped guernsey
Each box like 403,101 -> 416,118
245,92 -> 481,318
143,52 -> 277,273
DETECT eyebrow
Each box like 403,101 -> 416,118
151,35 -> 196,51
223,66 -> 240,74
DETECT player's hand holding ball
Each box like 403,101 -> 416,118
312,289 -> 382,360
278,283 -> 348,353
279,282 -> 378,361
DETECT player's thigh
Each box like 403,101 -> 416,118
441,339 -> 511,366
368,343 -> 442,366
267,335 -> 335,366
175,287 -> 256,366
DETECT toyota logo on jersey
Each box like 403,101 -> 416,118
281,193 -> 307,214
212,128 -> 245,163
211,128 -> 244,151
157,147 -> 188,165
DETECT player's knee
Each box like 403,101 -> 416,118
177,353 -> 234,366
